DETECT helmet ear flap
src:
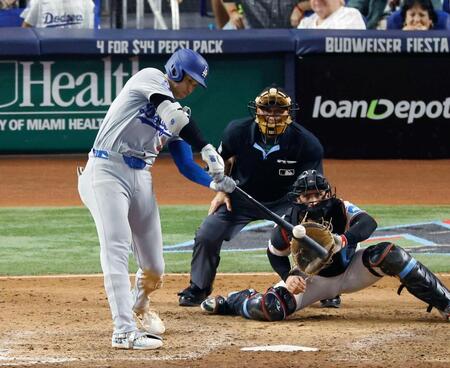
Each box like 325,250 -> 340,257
168,61 -> 184,82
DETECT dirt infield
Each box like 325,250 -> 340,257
1,274 -> 449,368
1,157 -> 450,367
1,156 -> 450,206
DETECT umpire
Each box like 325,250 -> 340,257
178,85 -> 324,306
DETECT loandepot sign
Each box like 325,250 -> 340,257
0,57 -> 140,133
312,96 -> 450,124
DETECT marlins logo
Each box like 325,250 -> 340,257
202,66 -> 208,79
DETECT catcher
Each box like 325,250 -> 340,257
200,170 -> 450,322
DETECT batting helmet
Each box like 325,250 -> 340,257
288,170 -> 332,203
248,86 -> 299,137
164,48 -> 208,88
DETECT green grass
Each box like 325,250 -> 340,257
0,205 -> 449,275
365,205 -> 450,227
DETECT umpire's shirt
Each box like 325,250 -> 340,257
218,118 -> 324,203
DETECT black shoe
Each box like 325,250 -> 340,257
320,295 -> 341,308
178,284 -> 211,307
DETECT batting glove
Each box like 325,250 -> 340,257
209,176 -> 236,193
201,144 -> 225,182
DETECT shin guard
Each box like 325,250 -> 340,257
363,242 -> 450,314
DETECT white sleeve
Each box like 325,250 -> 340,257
130,68 -> 174,102
268,240 -> 291,257
85,0 -> 95,28
297,15 -> 314,29
22,0 -> 39,25
341,8 -> 367,30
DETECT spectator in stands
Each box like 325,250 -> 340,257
211,0 -> 231,28
297,0 -> 367,28
389,0 -> 442,13
0,0 -> 16,10
220,0 -> 299,29
21,0 -> 94,28
401,0 -> 437,29
290,0 -> 313,27
346,0 -> 388,29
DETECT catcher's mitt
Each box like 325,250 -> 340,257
290,221 -> 342,276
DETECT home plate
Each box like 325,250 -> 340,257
241,345 -> 319,352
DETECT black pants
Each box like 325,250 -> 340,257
190,193 -> 290,290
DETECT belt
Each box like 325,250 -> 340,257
91,149 -> 147,170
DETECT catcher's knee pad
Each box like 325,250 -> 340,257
242,286 -> 297,322
362,242 -> 412,277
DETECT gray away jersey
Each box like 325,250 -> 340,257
94,68 -> 184,166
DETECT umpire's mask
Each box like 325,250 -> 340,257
248,86 -> 298,137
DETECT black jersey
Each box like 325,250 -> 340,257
219,118 -> 323,203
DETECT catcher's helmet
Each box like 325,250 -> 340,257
288,170 -> 331,202
248,86 -> 299,137
165,48 -> 208,88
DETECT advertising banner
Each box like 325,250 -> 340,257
296,54 -> 450,158
0,55 -> 284,153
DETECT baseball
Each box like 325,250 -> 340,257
292,224 -> 306,239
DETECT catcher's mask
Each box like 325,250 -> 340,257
248,86 -> 298,137
288,170 -> 333,206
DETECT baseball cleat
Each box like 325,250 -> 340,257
201,295 -> 226,314
111,331 -> 163,350
320,295 -> 341,308
134,310 -> 166,335
438,307 -> 450,322
178,284 -> 210,307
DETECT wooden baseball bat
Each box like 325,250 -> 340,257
233,186 -> 328,259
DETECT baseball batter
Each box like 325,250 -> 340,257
78,48 -> 235,350
201,170 -> 450,322
178,86 -> 324,307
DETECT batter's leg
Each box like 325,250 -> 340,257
78,159 -> 136,335
128,171 -> 164,319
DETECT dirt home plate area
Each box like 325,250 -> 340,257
0,157 -> 449,368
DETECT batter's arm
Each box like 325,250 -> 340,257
151,94 -> 209,152
168,140 -> 212,187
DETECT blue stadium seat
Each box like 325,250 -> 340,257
386,9 -> 449,29
0,8 -> 24,27
443,0 -> 449,13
